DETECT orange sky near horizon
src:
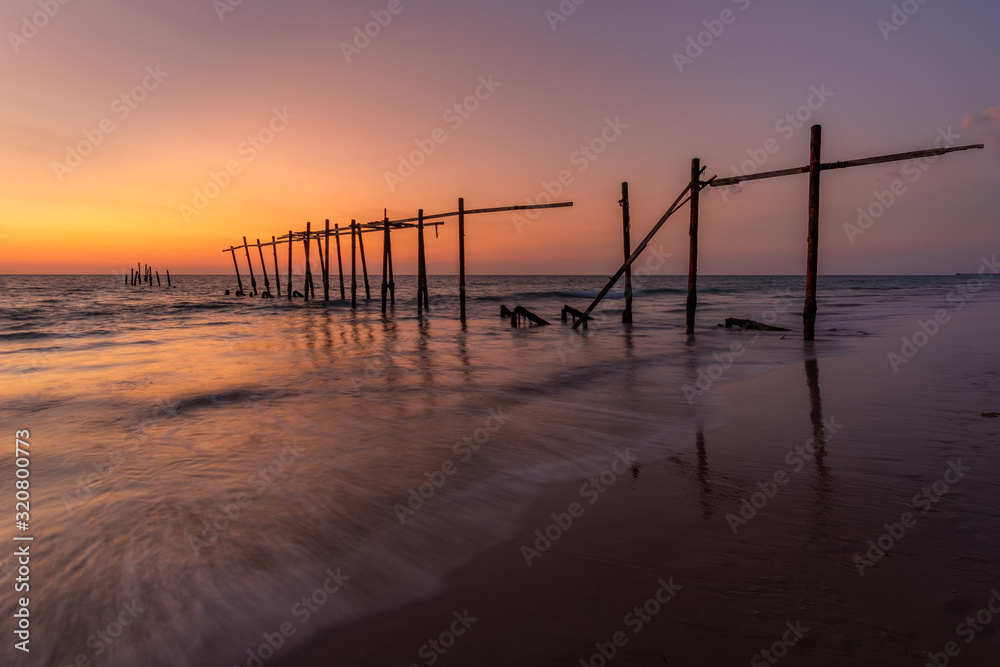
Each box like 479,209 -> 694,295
1,0 -> 998,275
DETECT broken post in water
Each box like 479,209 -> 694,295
256,239 -> 271,297
324,220 -> 331,303
417,209 -> 428,314
287,229 -> 293,301
303,222 -> 312,302
229,247 -> 245,295
271,236 -> 281,297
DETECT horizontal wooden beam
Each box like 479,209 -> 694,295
711,143 -> 984,187
360,201 -> 573,227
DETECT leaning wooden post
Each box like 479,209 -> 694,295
156,271 -> 161,286
621,182 -> 633,324
314,230 -> 326,300
350,220 -> 358,308
242,236 -> 258,296
256,239 -> 271,296
166,270 -> 172,288
458,197 -> 467,324
323,219 -> 331,303
417,208 -> 427,314
229,247 -> 245,295
335,223 -> 345,299
358,223 -> 371,299
271,236 -> 281,297
804,125 -> 822,342
381,214 -> 390,314
304,222 -> 312,302
686,159 -> 700,335
287,230 -> 293,301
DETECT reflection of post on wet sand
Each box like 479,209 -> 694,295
695,429 -> 713,520
805,357 -> 834,534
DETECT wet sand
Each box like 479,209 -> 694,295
273,298 -> 1000,666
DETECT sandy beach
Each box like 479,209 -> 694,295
272,292 -> 1000,667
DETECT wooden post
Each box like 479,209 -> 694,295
314,231 -> 326,300
304,222 -> 312,302
387,222 -> 395,305
242,237 -> 258,296
804,125 -> 822,341
287,230 -> 293,301
130,268 -> 134,286
156,271 -> 161,286
358,224 -> 371,299
382,214 -> 389,315
324,220 -> 331,303
351,220 -> 357,308
621,183 -> 633,324
335,223 -> 345,299
229,247 -> 245,295
458,197 -> 467,324
256,239 -> 271,296
417,208 -> 427,314
271,236 -> 281,297
686,159 -> 700,335
136,263 -> 141,286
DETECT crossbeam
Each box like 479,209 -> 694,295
711,143 -> 983,187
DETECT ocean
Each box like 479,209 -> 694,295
1,273 -> 998,666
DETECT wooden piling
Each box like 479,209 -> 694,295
686,159 -> 700,335
387,216 -> 395,306
458,197 -> 467,324
314,231 -> 327,300
335,223 -> 345,299
417,209 -> 428,313
804,125 -> 822,342
287,230 -> 293,301
271,236 -> 281,297
304,222 -> 312,302
351,220 -> 358,308
229,247 -> 245,295
358,224 -> 371,299
130,268 -> 134,286
242,237 -> 258,296
323,220 -> 331,303
156,271 -> 161,286
621,183 -> 633,324
256,239 -> 271,296
166,270 -> 171,288
382,214 -> 390,315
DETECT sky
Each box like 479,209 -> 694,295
1,0 -> 998,275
